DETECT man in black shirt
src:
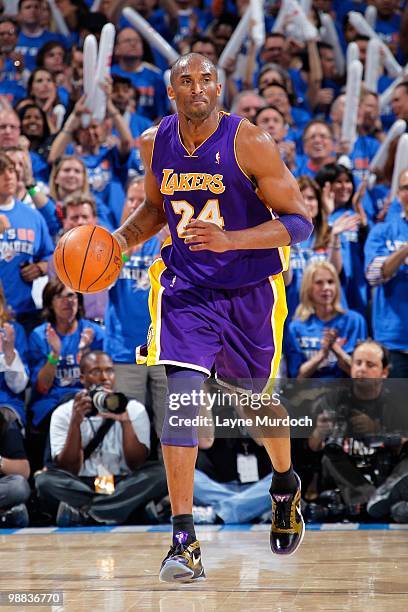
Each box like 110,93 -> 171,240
307,340 -> 406,509
0,411 -> 31,527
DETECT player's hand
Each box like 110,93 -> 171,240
183,220 -> 232,253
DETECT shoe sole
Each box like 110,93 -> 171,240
159,560 -> 206,584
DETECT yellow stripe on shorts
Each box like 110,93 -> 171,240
146,257 -> 167,365
264,272 -> 288,395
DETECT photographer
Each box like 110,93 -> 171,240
35,350 -> 167,526
304,340 -> 407,516
0,409 -> 31,527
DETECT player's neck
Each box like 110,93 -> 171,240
178,111 -> 220,154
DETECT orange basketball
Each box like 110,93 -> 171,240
54,225 -> 122,293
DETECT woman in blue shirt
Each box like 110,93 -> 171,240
28,278 -> 104,470
287,261 -> 367,379
0,281 -> 29,428
41,156 -> 114,237
315,164 -> 370,315
285,175 -> 341,321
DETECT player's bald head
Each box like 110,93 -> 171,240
170,53 -> 217,86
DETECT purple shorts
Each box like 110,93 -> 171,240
137,258 -> 287,390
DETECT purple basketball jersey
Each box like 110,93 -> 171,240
151,113 -> 288,289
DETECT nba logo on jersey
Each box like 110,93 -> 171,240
215,152 -> 220,164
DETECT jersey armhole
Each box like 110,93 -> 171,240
149,124 -> 160,170
233,118 -> 253,183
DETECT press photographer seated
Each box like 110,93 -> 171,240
35,350 -> 167,526
303,340 -> 407,516
0,410 -> 31,528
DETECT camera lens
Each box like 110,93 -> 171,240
90,387 -> 128,414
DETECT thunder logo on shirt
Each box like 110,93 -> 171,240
0,228 -> 36,259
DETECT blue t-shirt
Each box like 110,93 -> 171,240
285,234 -> 329,321
28,319 -> 105,425
375,15 -> 402,60
16,30 -> 66,71
0,321 -> 29,425
125,112 -> 152,140
104,238 -> 160,362
368,183 -> 390,220
351,136 -> 381,183
0,200 -> 54,315
30,150 -> 51,184
0,80 -> 26,105
286,310 -> 367,378
364,216 -> 408,351
328,206 -> 368,315
111,63 -> 169,121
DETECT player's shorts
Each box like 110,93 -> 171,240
136,258 -> 287,392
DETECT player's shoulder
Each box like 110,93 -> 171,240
236,118 -> 274,146
235,119 -> 280,175
235,119 -> 278,166
140,124 -> 159,147
140,115 -> 175,149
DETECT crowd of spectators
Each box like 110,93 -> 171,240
0,0 -> 407,528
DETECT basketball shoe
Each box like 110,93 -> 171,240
159,531 -> 206,583
270,473 -> 305,555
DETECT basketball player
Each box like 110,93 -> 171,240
113,53 -> 313,583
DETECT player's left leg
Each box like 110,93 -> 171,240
215,273 -> 304,555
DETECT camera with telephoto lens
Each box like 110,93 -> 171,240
89,386 -> 128,415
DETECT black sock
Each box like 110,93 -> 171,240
172,514 -> 196,544
270,465 -> 298,494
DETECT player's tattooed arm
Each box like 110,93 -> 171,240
113,127 -> 166,251
117,199 -> 166,249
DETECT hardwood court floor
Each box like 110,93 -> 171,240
0,527 -> 407,611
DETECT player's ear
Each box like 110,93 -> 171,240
216,83 -> 222,97
167,85 -> 175,100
